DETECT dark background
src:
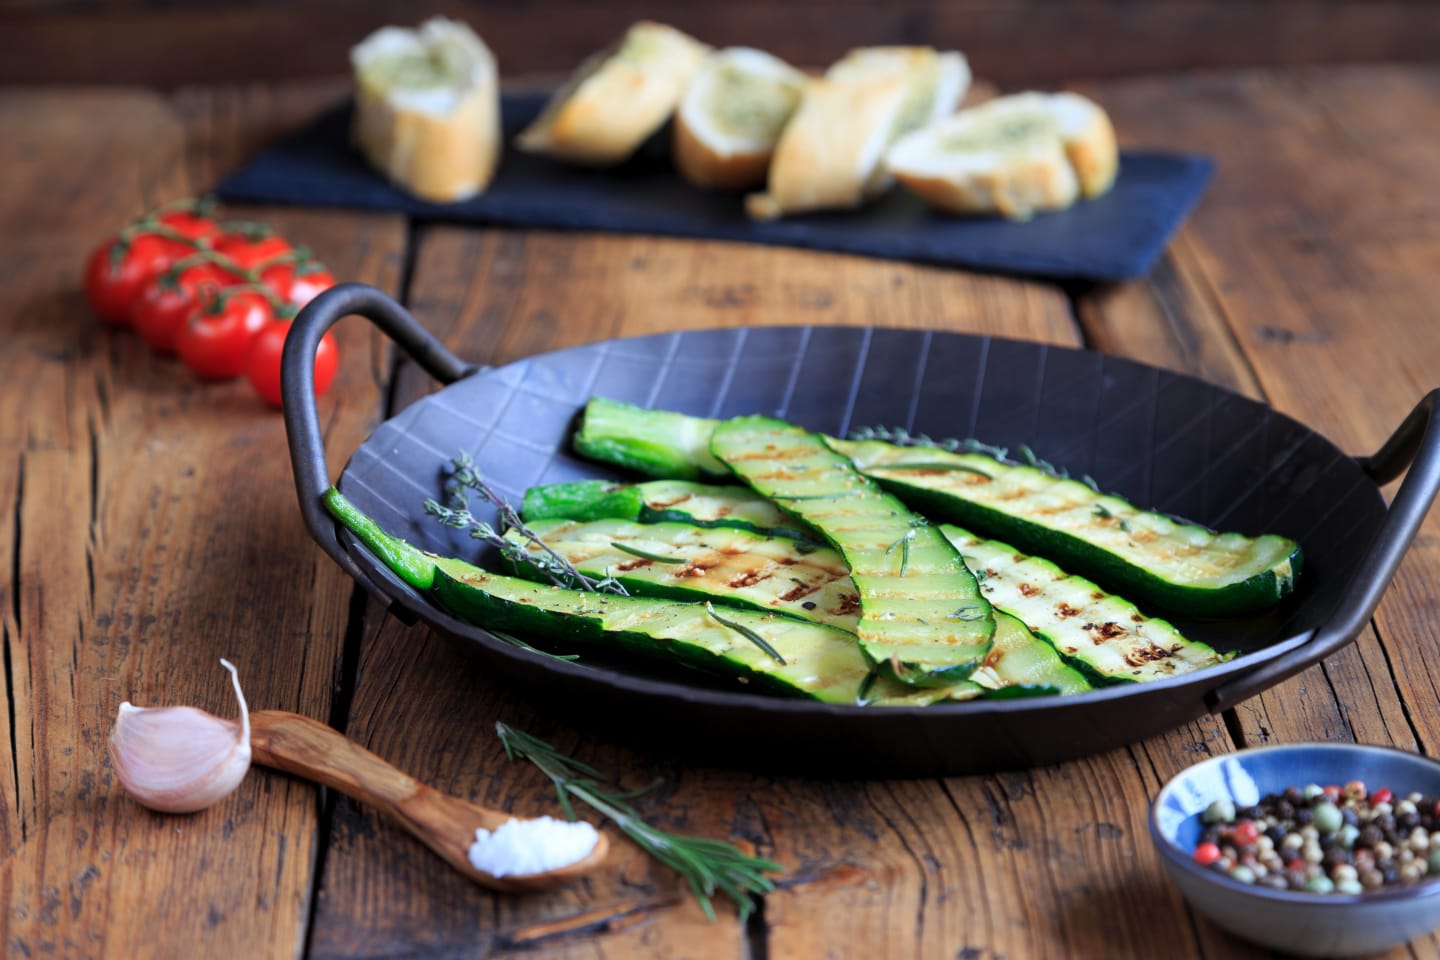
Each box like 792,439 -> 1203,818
2,0 -> 1438,87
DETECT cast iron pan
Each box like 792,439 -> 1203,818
283,283 -> 1440,777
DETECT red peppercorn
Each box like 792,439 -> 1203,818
1194,842 -> 1222,866
1231,820 -> 1261,846
1371,787 -> 1394,806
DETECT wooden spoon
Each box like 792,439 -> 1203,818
248,710 -> 609,893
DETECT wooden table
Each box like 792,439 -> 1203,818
2,64 -> 1438,958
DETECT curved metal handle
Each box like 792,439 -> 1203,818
1208,388 -> 1440,713
282,282 -> 476,592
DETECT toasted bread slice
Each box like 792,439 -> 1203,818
825,46 -> 971,136
673,47 -> 809,191
746,45 -> 970,219
516,21 -> 711,166
1049,91 -> 1118,197
886,94 -> 1080,220
350,17 -> 501,203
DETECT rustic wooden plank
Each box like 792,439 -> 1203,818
1077,65 -> 1440,953
5,1 -> 1440,89
0,85 -> 404,958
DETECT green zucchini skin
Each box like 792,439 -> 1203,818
325,487 -> 974,706
522,478 -> 816,542
828,438 -> 1302,617
574,397 -> 728,482
710,416 -> 995,686
503,518 -> 859,630
970,611 -> 1092,696
941,526 -> 1232,685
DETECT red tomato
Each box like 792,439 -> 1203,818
156,210 -> 221,243
245,321 -> 339,409
214,232 -> 294,270
132,262 -> 243,354
84,232 -> 195,326
260,260 -> 337,308
176,288 -> 276,380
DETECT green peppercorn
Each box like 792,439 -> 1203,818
1339,824 -> 1360,849
1203,799 -> 1237,824
1428,848 -> 1440,875
1336,879 -> 1364,895
1313,802 -> 1344,834
1306,875 -> 1336,894
1230,865 -> 1256,884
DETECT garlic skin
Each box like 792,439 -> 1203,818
109,658 -> 252,813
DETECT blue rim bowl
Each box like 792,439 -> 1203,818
1151,743 -> 1440,957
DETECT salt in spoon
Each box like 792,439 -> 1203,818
248,710 -> 609,893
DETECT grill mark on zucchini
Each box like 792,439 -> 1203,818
828,437 -> 1301,616
513,485 -> 1229,687
710,416 -> 994,686
325,487 -> 987,706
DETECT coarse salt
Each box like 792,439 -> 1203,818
467,816 -> 600,877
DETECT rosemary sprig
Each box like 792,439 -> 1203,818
611,542 -> 688,565
704,602 -> 787,666
489,629 -> 582,664
425,452 -> 628,596
496,723 -> 783,921
947,604 -> 987,621
885,528 -> 916,577
875,462 -> 992,477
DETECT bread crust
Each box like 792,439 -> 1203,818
1051,92 -> 1118,197
747,75 -> 910,219
891,150 -> 1079,220
350,19 -> 501,203
673,116 -> 773,191
517,22 -> 710,166
353,84 -> 499,203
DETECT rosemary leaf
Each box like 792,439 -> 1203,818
704,602 -> 787,666
488,629 -> 582,664
611,542 -> 688,565
877,462 -> 991,477
496,723 -> 783,921
885,529 -> 916,578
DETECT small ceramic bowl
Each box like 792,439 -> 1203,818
1151,742 -> 1440,958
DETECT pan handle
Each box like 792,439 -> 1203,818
282,283 -> 477,593
1208,388 -> 1440,713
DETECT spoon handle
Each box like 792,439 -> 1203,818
249,709 -> 427,811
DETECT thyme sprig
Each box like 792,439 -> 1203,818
425,453 -> 627,596
496,723 -> 783,921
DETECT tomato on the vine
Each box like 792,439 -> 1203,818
84,208 -> 220,327
85,234 -> 194,326
245,321 -> 339,409
132,261 -> 243,354
214,232 -> 294,270
260,260 -> 337,308
176,288 -> 277,381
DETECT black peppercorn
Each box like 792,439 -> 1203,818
1358,825 -> 1384,849
1296,808 -> 1314,826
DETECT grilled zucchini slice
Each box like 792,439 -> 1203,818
711,416 -> 994,685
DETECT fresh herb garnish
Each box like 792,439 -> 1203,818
488,629 -> 582,664
496,723 -> 783,921
611,542 -> 688,564
1093,504 -> 1113,519
885,528 -> 916,577
878,462 -> 991,477
704,602 -> 786,666
425,452 -> 627,596
947,605 -> 986,621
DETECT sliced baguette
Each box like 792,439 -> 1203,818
516,21 -> 711,166
885,93 -> 1081,220
747,45 -> 970,220
350,18 -> 501,203
1049,91 -> 1119,197
673,47 -> 809,191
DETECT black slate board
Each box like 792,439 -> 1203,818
218,93 -> 1214,281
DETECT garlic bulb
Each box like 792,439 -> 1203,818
109,658 -> 252,813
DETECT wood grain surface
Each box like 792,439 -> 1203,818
0,61 -> 1437,959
